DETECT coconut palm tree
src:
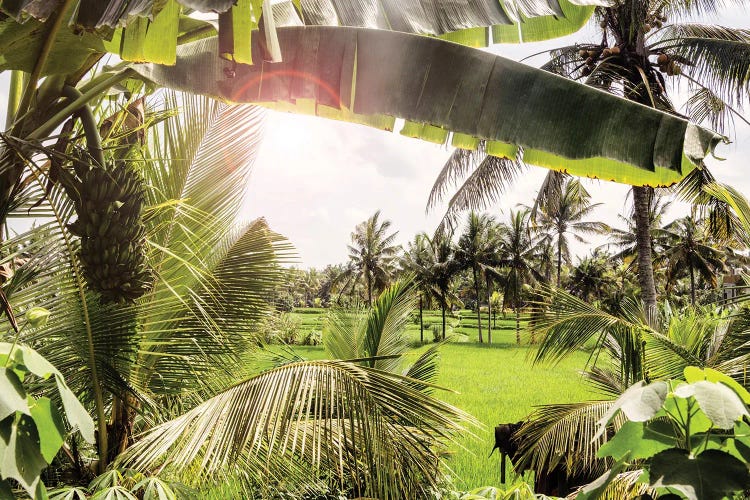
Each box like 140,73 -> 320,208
346,210 -> 400,305
532,178 -> 609,286
496,209 -> 545,343
0,91 -> 473,498
455,212 -> 498,343
656,216 -> 726,305
422,230 -> 461,341
401,234 -> 435,343
568,249 -> 612,303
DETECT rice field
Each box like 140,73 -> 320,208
289,308 -> 598,489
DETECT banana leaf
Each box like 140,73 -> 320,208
132,27 -> 725,187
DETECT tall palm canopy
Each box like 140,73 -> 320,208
533,179 -> 609,286
346,210 -> 400,305
496,209 -> 545,343
455,212 -> 498,343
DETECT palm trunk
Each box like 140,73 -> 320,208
419,295 -> 424,343
632,186 -> 658,314
515,276 -> 521,345
441,302 -> 447,341
366,271 -> 372,306
556,234 -> 562,287
473,267 -> 483,343
108,394 -> 138,464
486,276 -> 493,344
690,262 -> 696,306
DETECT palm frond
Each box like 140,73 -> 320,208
515,400 -> 617,479
654,24 -> 750,109
427,141 -> 524,230
120,360 -> 474,499
531,286 -> 642,365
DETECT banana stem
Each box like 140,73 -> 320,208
5,71 -> 27,129
61,86 -> 105,167
13,0 -> 76,126
28,70 -> 132,142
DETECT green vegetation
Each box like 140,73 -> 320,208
0,1 -> 747,498
289,307 -> 597,489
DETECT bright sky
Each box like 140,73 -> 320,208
242,5 -> 750,269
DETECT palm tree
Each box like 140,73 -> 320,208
423,230 -> 461,341
455,212 -> 497,343
567,249 -> 612,303
496,209 -> 545,344
533,179 -> 609,287
346,210 -> 400,305
0,91 -> 473,498
656,216 -> 726,305
401,234 -> 434,343
518,286 -> 750,487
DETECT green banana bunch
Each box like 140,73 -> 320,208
65,159 -> 152,303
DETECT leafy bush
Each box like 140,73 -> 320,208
261,313 -> 302,344
49,469 -> 192,499
431,324 -> 441,343
579,367 -> 750,500
302,330 -> 322,346
0,308 -> 95,499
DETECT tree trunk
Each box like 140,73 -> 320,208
632,186 -> 658,314
515,276 -> 521,345
556,233 -> 563,287
690,262 -> 696,306
419,295 -> 424,343
366,271 -> 372,306
107,394 -> 139,464
441,302 -> 447,341
487,281 -> 493,345
473,267 -> 483,343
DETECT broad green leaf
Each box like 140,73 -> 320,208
0,480 -> 11,500
90,486 -> 138,500
0,343 -> 56,379
725,421 -> 750,462
48,486 -> 89,500
596,381 -> 667,439
674,381 -> 748,429
29,398 -> 65,464
53,376 -> 95,444
0,415 -> 47,498
25,307 -> 50,329
597,420 -> 676,460
132,29 -> 723,188
663,394 -> 712,435
134,477 -> 177,500
0,368 -> 29,420
684,366 -> 750,405
121,0 -> 180,64
649,449 -> 749,500
491,1 -> 594,43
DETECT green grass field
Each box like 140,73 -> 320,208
289,308 -> 599,490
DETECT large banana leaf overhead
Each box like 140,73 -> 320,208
0,0 -> 602,72
0,0 -> 723,188
132,28 -> 724,187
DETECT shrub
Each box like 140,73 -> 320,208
261,312 -> 302,344
302,330 -> 322,346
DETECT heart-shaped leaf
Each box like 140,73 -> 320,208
650,449 -> 749,500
